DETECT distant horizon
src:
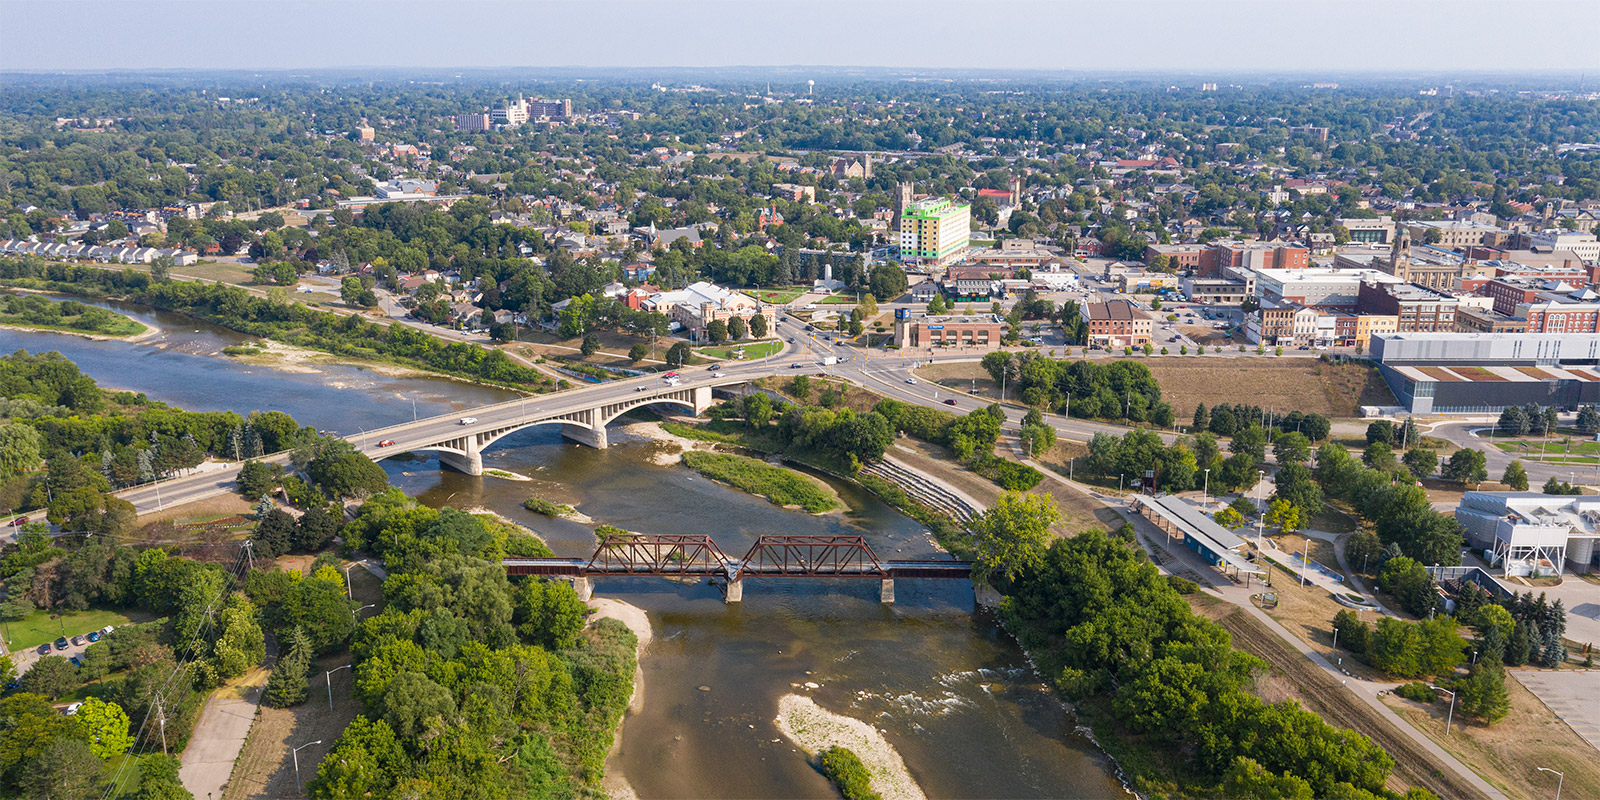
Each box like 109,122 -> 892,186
4,0 -> 1598,74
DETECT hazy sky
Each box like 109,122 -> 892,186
3,0 -> 1598,73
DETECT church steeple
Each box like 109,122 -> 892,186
1390,226 -> 1412,279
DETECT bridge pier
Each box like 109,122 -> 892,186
880,578 -> 895,604
561,423 -> 609,450
723,578 -> 743,603
570,576 -> 593,601
437,448 -> 483,476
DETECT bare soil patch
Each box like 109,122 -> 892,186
221,651 -> 362,800
1144,359 -> 1395,418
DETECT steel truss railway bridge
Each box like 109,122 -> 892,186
503,533 -> 972,603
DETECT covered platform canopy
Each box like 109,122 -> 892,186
1132,494 -> 1266,581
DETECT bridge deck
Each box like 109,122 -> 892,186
502,558 -> 971,579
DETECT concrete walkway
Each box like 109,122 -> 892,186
180,666 -> 267,800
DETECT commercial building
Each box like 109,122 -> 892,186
1357,281 -> 1458,332
1180,276 -> 1249,305
1529,229 -> 1600,263
1254,267 -> 1402,309
1143,243 -> 1208,271
893,313 -> 1004,350
455,113 -> 491,132
1403,220 -> 1508,250
1455,307 -> 1528,334
1454,492 -> 1600,576
1370,332 -> 1600,413
1337,216 -> 1396,244
640,281 -> 774,342
898,197 -> 971,266
1082,299 -> 1153,348
1198,240 -> 1310,278
943,264 -> 1010,299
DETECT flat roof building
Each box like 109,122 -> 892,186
1454,492 -> 1600,576
893,313 -> 1004,351
898,197 -> 971,267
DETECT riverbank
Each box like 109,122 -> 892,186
681,451 -> 843,514
775,694 -> 927,800
591,597 -> 652,800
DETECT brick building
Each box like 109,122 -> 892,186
893,314 -> 1005,350
1082,300 -> 1153,347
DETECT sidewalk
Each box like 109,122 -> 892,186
180,666 -> 268,800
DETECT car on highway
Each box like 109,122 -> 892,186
791,363 -> 804,369
663,372 -> 680,379
905,378 -> 917,384
377,440 -> 396,447
35,643 -> 50,655
706,365 -> 719,371
53,637 -> 68,651
635,386 -> 648,392
944,399 -> 959,406
8,516 -> 26,527
459,417 -> 477,425
712,371 -> 726,378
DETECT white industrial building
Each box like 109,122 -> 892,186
1454,492 -> 1600,577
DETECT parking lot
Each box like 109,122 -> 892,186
1516,670 -> 1600,753
10,625 -> 113,676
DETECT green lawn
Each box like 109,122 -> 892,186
1495,439 -> 1600,456
6,607 -> 138,651
752,287 -> 807,304
697,340 -> 784,360
819,295 -> 856,304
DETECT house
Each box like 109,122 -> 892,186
909,279 -> 941,303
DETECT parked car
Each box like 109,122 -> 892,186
64,702 -> 82,716
53,637 -> 68,651
459,417 -> 477,425
35,643 -> 50,655
86,631 -> 101,643
69,656 -> 82,667
377,439 -> 396,447
70,635 -> 84,647
944,399 -> 959,406
101,625 -> 115,635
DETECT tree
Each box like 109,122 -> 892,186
340,275 -> 376,307
307,445 -> 390,499
859,294 -> 879,319
1264,499 -> 1304,533
1369,617 -> 1424,677
213,595 -> 266,680
34,737 -> 106,800
579,333 -> 600,357
869,263 -> 908,300
1230,425 -> 1266,460
1498,406 -> 1531,437
1579,405 -> 1600,435
1300,414 -> 1332,442
1333,609 -> 1371,656
1403,448 -> 1438,480
1273,432 -> 1311,465
971,491 -> 1060,586
627,343 -> 648,362
19,656 -> 77,699
706,319 -> 728,343
381,671 -> 458,741
1214,506 -> 1246,529
1362,442 -> 1397,472
296,504 -> 340,551
263,626 -> 312,707
1191,403 -> 1210,432
1456,659 -> 1510,724
1020,422 -> 1056,457
741,393 -> 774,429
76,697 -> 133,759
1441,448 -> 1488,486
0,422 -> 43,474
1502,460 -> 1529,491
1366,420 -> 1396,445
665,341 -> 691,366
728,315 -> 748,340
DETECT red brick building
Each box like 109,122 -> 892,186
1082,300 -> 1153,347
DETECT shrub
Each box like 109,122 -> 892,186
522,497 -> 575,517
1395,682 -> 1435,703
818,747 -> 880,800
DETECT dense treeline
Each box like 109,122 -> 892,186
981,352 -> 1171,425
0,293 -> 142,335
1316,443 -> 1465,567
305,490 -> 631,798
1003,529 -> 1432,800
0,257 -> 555,390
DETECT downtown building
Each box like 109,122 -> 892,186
897,197 -> 971,267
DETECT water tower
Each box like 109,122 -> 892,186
807,80 -> 814,96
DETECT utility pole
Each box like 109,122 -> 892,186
157,697 -> 168,755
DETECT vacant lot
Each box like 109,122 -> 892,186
913,358 -> 1394,417
1384,673 -> 1600,800
1144,359 -> 1395,419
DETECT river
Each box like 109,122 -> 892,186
0,306 -> 1131,799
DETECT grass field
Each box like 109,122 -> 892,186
6,607 -> 138,651
1384,674 -> 1600,800
698,340 -> 784,360
680,451 -> 841,513
1144,359 -> 1395,419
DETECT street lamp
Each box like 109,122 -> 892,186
1203,468 -> 1210,505
326,664 -> 353,711
1537,766 -> 1564,800
1428,684 -> 1458,736
342,563 -> 355,600
293,740 -> 323,793
1257,469 -> 1266,550
353,603 -> 376,618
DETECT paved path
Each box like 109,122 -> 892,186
1514,669 -> 1600,753
180,666 -> 267,800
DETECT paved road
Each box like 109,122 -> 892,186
179,667 -> 267,800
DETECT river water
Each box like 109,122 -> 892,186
0,304 -> 1130,799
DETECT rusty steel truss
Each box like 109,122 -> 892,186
504,533 -> 970,581
735,535 -> 886,578
585,533 -> 733,576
